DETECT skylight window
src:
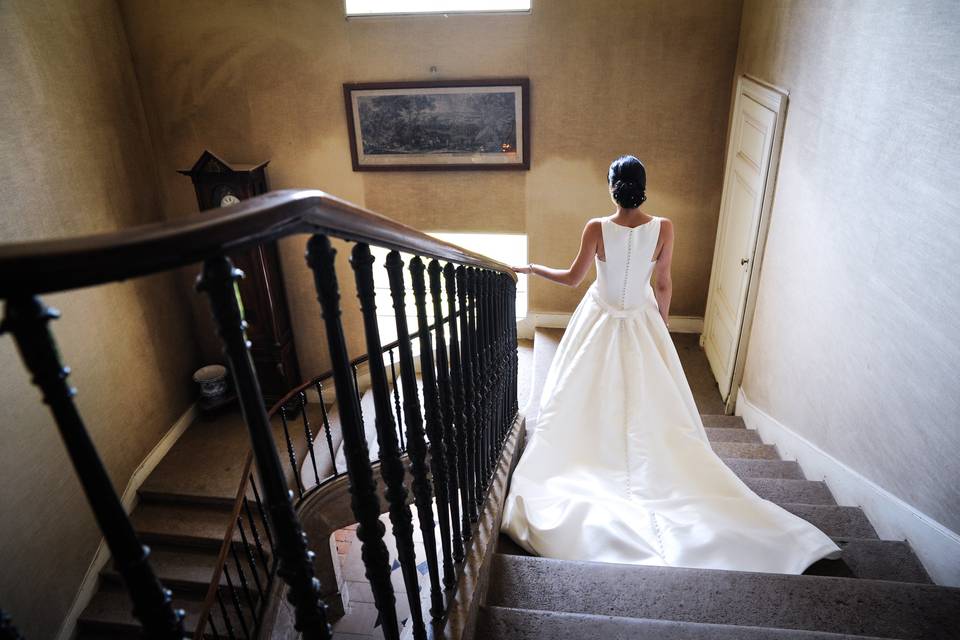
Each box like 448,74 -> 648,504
346,0 -> 531,17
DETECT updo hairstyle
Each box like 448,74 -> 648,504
608,155 -> 647,209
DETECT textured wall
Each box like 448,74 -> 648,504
737,0 -> 960,533
119,0 -> 743,376
0,1 -> 199,636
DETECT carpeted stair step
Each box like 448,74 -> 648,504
721,457 -> 806,480
701,414 -> 747,429
706,427 -> 762,443
781,503 -> 877,539
804,538 -> 932,584
742,477 -> 835,505
487,554 -> 960,639
712,441 -> 779,459
76,585 -> 248,638
476,606 -> 892,640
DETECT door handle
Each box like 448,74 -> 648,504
740,258 -> 750,266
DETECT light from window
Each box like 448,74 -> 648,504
369,233 -> 527,348
346,0 -> 531,17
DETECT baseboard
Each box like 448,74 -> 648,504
736,387 -> 960,586
55,402 -> 197,640
518,313 -> 703,339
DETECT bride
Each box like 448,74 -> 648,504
502,155 -> 841,574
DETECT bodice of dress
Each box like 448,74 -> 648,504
594,216 -> 662,310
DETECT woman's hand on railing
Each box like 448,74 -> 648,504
510,264 -> 531,274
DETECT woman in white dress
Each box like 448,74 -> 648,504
503,155 -> 841,574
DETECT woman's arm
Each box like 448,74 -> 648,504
651,219 -> 675,326
512,219 -> 602,287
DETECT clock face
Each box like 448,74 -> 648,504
220,193 -> 241,207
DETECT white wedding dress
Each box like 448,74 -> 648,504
501,216 -> 842,574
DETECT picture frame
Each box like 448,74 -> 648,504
343,78 -> 530,171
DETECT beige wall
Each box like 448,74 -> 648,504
737,1 -> 960,534
0,1 -> 199,636
119,0 -> 742,376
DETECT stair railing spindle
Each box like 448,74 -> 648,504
443,264 -> 472,544
388,348 -> 406,450
455,267 -> 478,525
216,588 -> 238,640
429,259 -> 464,563
279,406 -> 306,498
299,391 -> 323,488
409,256 -> 456,590
385,250 -> 445,619
237,517 -> 265,598
223,564 -> 251,639
305,235 -> 399,640
197,255 -> 330,639
351,242 -> 428,639
0,296 -> 186,640
314,382 -> 339,476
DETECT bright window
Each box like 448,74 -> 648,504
369,233 -> 527,348
346,0 -> 531,17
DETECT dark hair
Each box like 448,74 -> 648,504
608,155 -> 647,209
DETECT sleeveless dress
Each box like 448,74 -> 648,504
500,216 -> 842,574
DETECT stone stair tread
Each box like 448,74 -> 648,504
78,586 -> 253,638
706,427 -> 762,443
742,477 -> 835,505
781,503 -> 878,539
701,414 -> 747,429
488,553 -> 960,639
477,606 -> 893,640
102,547 -> 221,592
721,458 -> 806,480
131,502 -> 238,549
78,587 -> 205,636
712,441 -> 779,460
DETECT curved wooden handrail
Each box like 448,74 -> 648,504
0,189 -> 516,298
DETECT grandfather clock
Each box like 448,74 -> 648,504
180,150 -> 301,406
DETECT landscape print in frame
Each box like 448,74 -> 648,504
344,79 -> 530,171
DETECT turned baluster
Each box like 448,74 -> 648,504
197,255 -> 330,639
1,297 -> 186,640
429,259 -> 464,562
465,268 -> 485,512
385,250 -> 445,619
351,242 -> 427,639
445,264 -> 473,542
305,235 -> 398,640
410,257 -> 456,589
455,267 -> 478,524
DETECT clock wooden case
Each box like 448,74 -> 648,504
179,150 -> 301,405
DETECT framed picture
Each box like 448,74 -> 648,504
343,78 -> 530,171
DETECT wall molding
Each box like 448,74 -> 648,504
55,403 -> 197,640
736,388 -> 960,587
518,313 -> 703,339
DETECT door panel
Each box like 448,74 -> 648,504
704,89 -> 779,400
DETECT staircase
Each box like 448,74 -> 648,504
75,408 -> 329,638
475,328 -> 960,640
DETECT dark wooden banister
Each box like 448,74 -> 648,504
1,188 -> 520,639
0,189 -> 516,298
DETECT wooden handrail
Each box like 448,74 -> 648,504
0,189 -> 516,298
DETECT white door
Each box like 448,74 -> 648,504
703,76 -> 787,407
